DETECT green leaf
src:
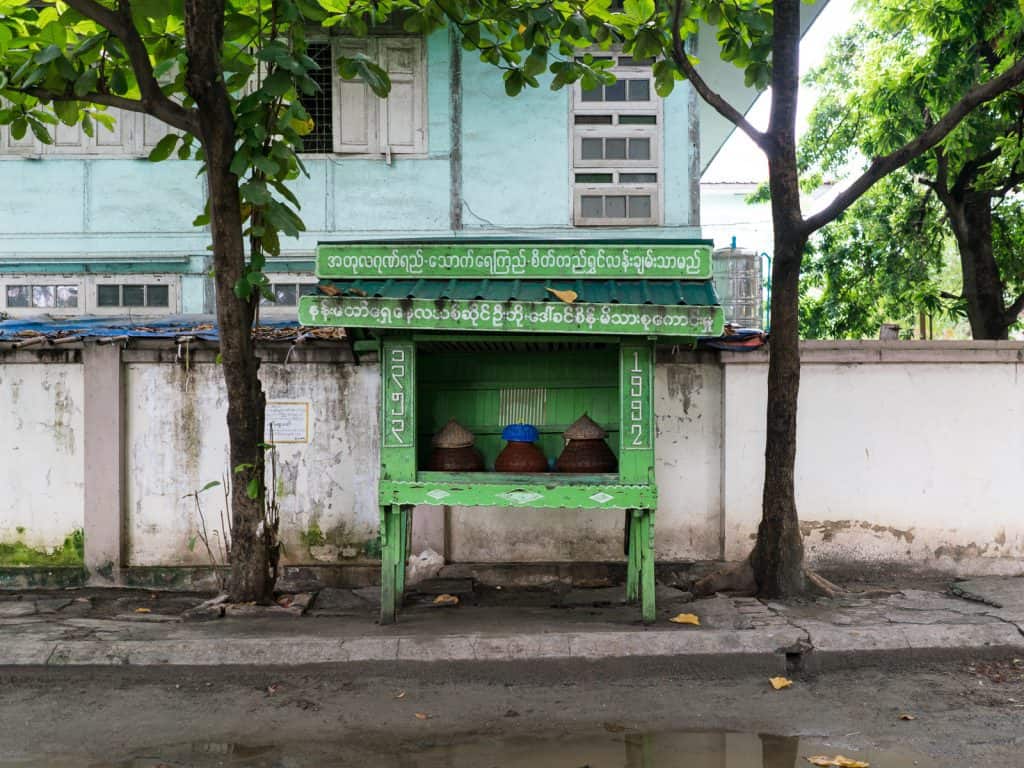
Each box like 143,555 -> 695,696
28,118 -> 51,144
524,47 -> 548,78
200,480 -> 221,492
261,69 -> 293,98
74,69 -> 98,97
245,477 -> 260,500
623,0 -> 655,22
503,69 -> 525,97
10,117 -> 27,141
53,100 -> 79,126
240,180 -> 273,205
39,21 -> 66,47
109,67 -> 128,94
33,45 -> 63,65
147,133 -> 179,162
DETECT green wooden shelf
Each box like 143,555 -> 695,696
380,478 -> 656,510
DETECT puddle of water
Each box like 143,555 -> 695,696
1,731 -> 935,768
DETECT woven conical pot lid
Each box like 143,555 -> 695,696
432,419 -> 475,448
564,413 -> 606,440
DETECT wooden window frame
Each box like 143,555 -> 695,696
570,54 -> 664,227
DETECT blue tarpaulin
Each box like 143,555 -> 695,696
0,314 -> 302,342
0,313 -> 762,349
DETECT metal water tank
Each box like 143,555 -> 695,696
712,247 -> 764,329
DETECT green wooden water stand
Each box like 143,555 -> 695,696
300,239 -> 722,625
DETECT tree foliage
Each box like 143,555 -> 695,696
799,0 -> 1024,339
327,0 -> 1024,596
0,0 -> 388,600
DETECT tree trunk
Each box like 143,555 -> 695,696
751,227 -> 809,597
184,0 -> 272,602
749,0 -> 808,598
948,191 -> 1009,340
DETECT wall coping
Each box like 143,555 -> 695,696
720,340 -> 1024,366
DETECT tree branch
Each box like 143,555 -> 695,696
1005,293 -> 1024,325
952,146 -> 1001,197
25,86 -> 160,118
669,0 -> 768,151
63,0 -> 199,134
804,57 -> 1024,234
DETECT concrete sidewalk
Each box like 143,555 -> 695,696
1,576 -> 1021,669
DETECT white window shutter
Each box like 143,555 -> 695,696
0,123 -> 39,154
49,121 -> 92,153
94,109 -> 133,151
380,38 -> 424,154
333,39 -> 375,154
140,114 -> 172,150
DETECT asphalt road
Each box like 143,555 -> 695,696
1,655 -> 1022,766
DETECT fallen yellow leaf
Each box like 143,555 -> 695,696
769,676 -> 793,690
134,607 -> 151,614
806,756 -> 869,768
414,712 -> 430,720
545,287 -> 578,304
433,594 -> 459,606
394,690 -> 406,699
668,613 -> 700,625
898,713 -> 916,720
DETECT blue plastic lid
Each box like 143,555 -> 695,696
502,423 -> 539,442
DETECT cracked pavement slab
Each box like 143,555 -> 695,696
0,577 -> 1021,667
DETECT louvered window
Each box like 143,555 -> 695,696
571,54 -> 662,226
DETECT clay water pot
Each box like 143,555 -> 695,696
429,419 -> 485,471
494,424 -> 547,473
555,439 -> 617,473
555,413 -> 617,473
429,445 -> 485,471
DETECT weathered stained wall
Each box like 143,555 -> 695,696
3,341 -> 1023,577
124,356 -> 379,567
0,354 -> 85,563
722,346 -> 1024,575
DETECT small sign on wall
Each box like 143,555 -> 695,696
265,401 -> 311,444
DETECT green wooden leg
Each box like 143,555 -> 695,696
380,505 -> 397,625
395,505 -> 412,604
626,509 -> 640,603
640,509 -> 656,624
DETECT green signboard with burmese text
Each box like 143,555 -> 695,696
299,295 -> 724,337
316,241 -> 713,280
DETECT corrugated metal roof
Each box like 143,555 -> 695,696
318,279 -> 719,307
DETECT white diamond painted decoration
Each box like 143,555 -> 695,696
426,489 -> 451,501
498,491 -> 544,505
589,492 -> 614,504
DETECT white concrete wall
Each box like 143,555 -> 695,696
722,347 -> 1024,575
0,357 -> 85,555
3,341 -> 1023,577
124,359 -> 380,566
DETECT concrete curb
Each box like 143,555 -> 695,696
2,623 -> 1020,667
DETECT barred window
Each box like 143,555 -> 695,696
300,38 -> 427,157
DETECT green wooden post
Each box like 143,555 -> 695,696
626,509 -> 640,603
396,505 -> 412,603
620,342 -> 656,621
640,509 -> 656,624
380,505 -> 397,624
619,341 -> 655,484
379,338 -> 416,622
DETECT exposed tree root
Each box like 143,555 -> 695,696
803,568 -> 846,598
692,560 -> 899,600
692,560 -> 757,598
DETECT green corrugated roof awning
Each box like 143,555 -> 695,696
314,279 -> 720,307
